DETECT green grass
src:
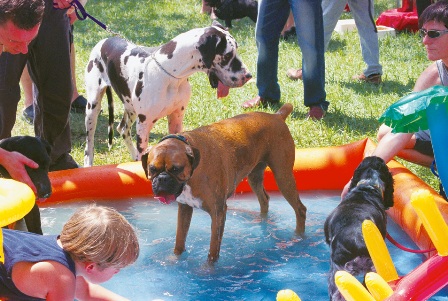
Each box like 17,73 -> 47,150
12,0 -> 439,189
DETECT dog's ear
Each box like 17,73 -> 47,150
39,137 -> 52,156
0,137 -> 13,151
141,147 -> 152,179
382,167 -> 394,209
198,30 -> 227,69
372,156 -> 395,208
348,166 -> 362,192
349,156 -> 374,191
186,146 -> 200,174
199,34 -> 220,69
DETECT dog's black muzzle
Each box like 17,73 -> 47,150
26,167 -> 52,199
152,172 -> 185,197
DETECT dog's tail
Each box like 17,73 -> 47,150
276,103 -> 293,121
106,87 -> 114,149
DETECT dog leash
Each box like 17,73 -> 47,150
386,232 -> 436,254
68,0 -> 135,44
69,0 -> 182,79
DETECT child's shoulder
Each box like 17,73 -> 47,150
12,260 -> 76,300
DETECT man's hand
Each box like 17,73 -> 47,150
53,0 -> 73,10
0,149 -> 38,194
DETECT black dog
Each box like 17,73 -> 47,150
324,156 -> 394,301
205,0 -> 258,28
0,136 -> 52,235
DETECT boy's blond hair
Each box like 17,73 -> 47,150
60,204 -> 139,269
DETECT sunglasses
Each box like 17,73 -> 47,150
419,28 -> 448,39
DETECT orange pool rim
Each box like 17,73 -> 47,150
46,138 -> 448,256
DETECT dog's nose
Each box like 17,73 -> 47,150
42,192 -> 52,198
245,73 -> 252,80
37,191 -> 52,200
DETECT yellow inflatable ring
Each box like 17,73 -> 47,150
0,178 -> 35,227
276,289 -> 301,301
0,178 -> 35,262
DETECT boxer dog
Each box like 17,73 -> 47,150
142,103 -> 306,262
84,21 -> 251,167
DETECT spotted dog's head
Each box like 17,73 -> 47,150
198,21 -> 252,96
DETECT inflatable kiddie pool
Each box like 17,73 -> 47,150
45,138 -> 448,256
5,138 -> 446,299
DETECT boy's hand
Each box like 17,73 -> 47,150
53,0 -> 73,10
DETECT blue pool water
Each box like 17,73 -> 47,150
40,191 -> 448,300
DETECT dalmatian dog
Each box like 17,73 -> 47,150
84,21 -> 252,166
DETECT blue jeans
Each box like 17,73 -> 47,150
256,0 -> 328,110
322,0 -> 382,76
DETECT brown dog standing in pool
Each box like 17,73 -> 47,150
141,103 -> 306,262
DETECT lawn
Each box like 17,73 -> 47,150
13,0 -> 438,189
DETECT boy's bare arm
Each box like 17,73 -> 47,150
75,276 -> 130,301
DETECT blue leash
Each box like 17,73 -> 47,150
66,0 -> 135,44
431,159 -> 439,178
70,0 -> 107,30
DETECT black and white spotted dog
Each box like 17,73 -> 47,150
83,21 -> 252,166
324,156 -> 394,301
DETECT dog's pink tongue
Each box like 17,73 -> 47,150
217,81 -> 230,99
155,193 -> 176,205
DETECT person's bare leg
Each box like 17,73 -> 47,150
20,66 -> 34,109
20,66 -> 35,124
376,124 -> 433,167
281,11 -> 295,35
201,1 -> 212,14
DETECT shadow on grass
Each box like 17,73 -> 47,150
341,78 -> 415,95
327,40 -> 347,53
288,103 -> 381,135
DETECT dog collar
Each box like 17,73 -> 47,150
158,134 -> 189,145
151,53 -> 181,80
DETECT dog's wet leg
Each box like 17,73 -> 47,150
24,203 -> 43,235
269,160 -> 306,235
207,202 -> 227,263
248,162 -> 269,215
174,203 -> 193,256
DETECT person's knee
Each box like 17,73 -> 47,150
377,124 -> 392,142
